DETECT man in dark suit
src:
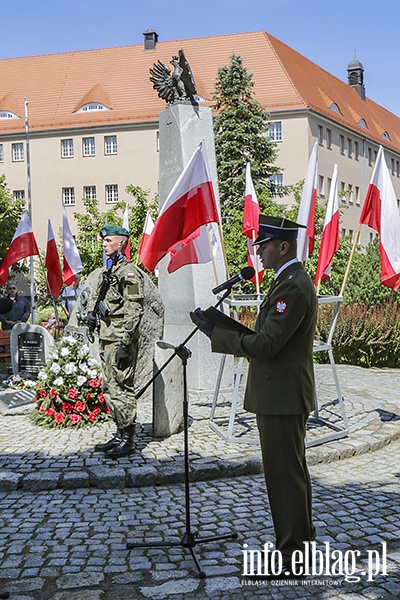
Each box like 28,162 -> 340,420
191,215 -> 318,577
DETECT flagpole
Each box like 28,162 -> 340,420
216,222 -> 230,279
251,231 -> 260,295
339,224 -> 362,297
205,225 -> 219,286
25,99 -> 36,324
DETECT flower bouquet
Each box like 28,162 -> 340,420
29,335 -> 111,429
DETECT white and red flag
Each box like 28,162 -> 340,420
168,223 -> 219,274
242,163 -> 264,286
315,164 -> 340,287
139,142 -> 220,274
122,203 -> 131,261
138,211 -> 155,269
63,208 -> 83,286
0,211 -> 39,285
297,142 -> 318,261
45,219 -> 63,297
359,145 -> 400,289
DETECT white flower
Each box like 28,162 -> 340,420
24,380 -> 37,388
89,369 -> 99,378
61,347 -> 70,357
78,345 -> 90,356
77,375 -> 87,387
38,370 -> 47,379
65,336 -> 77,346
64,363 -> 77,375
50,352 -> 59,360
87,357 -> 99,366
50,363 -> 61,375
53,376 -> 64,387
80,363 -> 89,373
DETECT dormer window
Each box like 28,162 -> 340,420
75,102 -> 109,113
382,131 -> 391,141
358,118 -> 368,129
0,110 -> 19,119
329,103 -> 342,115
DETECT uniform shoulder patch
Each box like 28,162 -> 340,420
275,300 -> 288,314
127,272 -> 136,278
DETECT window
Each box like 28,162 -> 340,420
318,125 -> 323,146
83,186 -> 96,200
269,174 -> 283,195
12,143 -> 24,162
330,103 -> 341,114
354,141 -> 359,161
105,184 -> 118,204
156,131 -> 160,152
268,122 -> 282,142
358,118 -> 368,129
348,183 -> 353,204
347,138 -> 352,158
104,135 -> 117,155
0,144 -> 3,162
318,175 -> 325,197
339,135 -> 345,155
13,190 -> 25,202
83,137 -> 95,156
0,111 -> 18,119
76,103 -> 109,113
397,161 -> 400,177
341,228 -> 346,238
355,186 -> 360,205
340,181 -> 346,201
327,177 -> 332,197
391,159 -> 396,176
61,139 -> 74,158
368,147 -> 373,166
63,187 -> 75,206
382,131 -> 390,141
326,129 -> 332,149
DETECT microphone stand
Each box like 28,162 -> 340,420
126,287 -> 238,578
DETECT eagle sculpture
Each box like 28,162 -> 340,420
149,49 -> 198,105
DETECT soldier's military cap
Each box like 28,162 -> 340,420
252,215 -> 306,245
100,225 -> 130,238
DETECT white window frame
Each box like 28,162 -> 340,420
268,122 -> 282,142
83,137 -> 96,157
76,103 -> 109,113
269,174 -> 283,195
105,184 -> 118,204
63,187 -> 75,206
104,135 -> 117,155
83,186 -> 97,200
61,139 -> 74,158
13,190 -> 25,202
12,142 -> 24,162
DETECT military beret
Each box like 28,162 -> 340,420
252,214 -> 306,245
100,225 -> 130,238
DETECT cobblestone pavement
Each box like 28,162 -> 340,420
0,364 -> 399,598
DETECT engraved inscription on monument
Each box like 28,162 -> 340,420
17,331 -> 46,378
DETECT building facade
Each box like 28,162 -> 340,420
0,30 -> 399,250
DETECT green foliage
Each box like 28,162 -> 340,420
0,174 -> 25,265
213,54 -> 280,220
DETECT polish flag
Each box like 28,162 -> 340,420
168,223 -> 219,273
138,211 -> 155,268
242,163 -> 261,237
297,142 -> 318,261
63,208 -> 83,286
122,203 -> 131,261
247,238 -> 264,285
0,211 -> 39,285
45,220 -> 63,297
359,145 -> 400,289
139,142 -> 220,274
315,164 -> 339,286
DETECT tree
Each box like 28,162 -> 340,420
0,174 -> 25,264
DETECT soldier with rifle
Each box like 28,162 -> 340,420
87,225 -> 144,458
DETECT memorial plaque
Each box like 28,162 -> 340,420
0,388 -> 36,415
10,323 -> 54,379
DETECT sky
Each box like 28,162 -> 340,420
2,0 -> 400,117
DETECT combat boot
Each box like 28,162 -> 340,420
105,424 -> 135,459
95,429 -> 123,452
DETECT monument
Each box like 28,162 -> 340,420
150,50 -> 232,392
10,323 -> 54,380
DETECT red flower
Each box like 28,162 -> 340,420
20,381 -> 25,387
106,407 -> 111,414
38,405 -> 45,412
89,379 -> 100,388
93,407 -> 101,416
50,389 -> 57,399
54,412 -> 65,425
88,412 -> 97,423
45,408 -> 55,417
68,388 -> 79,400
98,393 -> 105,404
39,390 -> 47,398
74,401 -> 86,413
85,392 -> 91,401
61,402 -> 74,414
70,414 -> 82,425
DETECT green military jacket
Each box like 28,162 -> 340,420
211,262 -> 318,416
90,257 -> 144,346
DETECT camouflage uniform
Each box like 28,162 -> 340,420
90,257 -> 144,430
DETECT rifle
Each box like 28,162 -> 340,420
87,250 -> 120,343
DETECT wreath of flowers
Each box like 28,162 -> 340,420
29,335 -> 111,429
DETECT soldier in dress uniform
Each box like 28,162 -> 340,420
191,215 -> 318,578
87,225 -> 151,459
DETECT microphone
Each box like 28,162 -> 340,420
212,266 -> 255,295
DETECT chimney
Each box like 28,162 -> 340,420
143,29 -> 158,51
347,52 -> 365,101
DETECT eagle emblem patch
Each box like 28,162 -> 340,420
275,300 -> 288,314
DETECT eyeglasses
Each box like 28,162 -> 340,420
7,287 -> 16,290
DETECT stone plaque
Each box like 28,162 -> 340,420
11,323 -> 54,379
0,388 -> 36,415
